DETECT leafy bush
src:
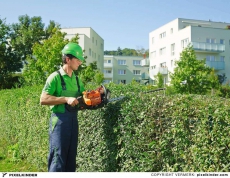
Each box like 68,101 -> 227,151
0,83 -> 229,172
217,84 -> 230,98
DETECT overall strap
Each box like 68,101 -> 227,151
56,70 -> 80,93
76,75 -> 80,93
57,70 -> 66,90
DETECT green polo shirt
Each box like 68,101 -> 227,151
42,68 -> 85,113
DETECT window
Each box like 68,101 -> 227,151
152,37 -> 154,44
103,80 -> 111,84
220,56 -> 225,61
181,38 -> 189,48
170,28 -> 173,34
118,60 -> 126,65
151,51 -> 156,58
104,59 -> 111,63
150,65 -> 156,70
159,47 -> 166,55
171,43 -> 175,56
104,69 -> 112,73
118,69 -> 126,75
101,43 -> 103,50
89,48 -> 91,56
118,80 -> 126,84
133,70 -> 141,75
160,62 -> 166,67
92,37 -> 94,43
159,32 -> 166,38
133,60 -> 141,65
206,55 -> 215,61
96,40 -> 97,45
220,39 -> 225,44
206,38 -> 215,43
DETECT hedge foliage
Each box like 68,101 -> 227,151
0,83 -> 229,172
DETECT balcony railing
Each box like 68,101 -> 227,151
149,67 -> 168,79
141,58 -> 150,67
104,63 -> 113,68
191,41 -> 225,53
104,73 -> 113,78
141,72 -> 150,80
206,61 -> 225,70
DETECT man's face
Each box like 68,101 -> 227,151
67,57 -> 82,70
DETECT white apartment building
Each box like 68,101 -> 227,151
147,18 -> 230,84
104,56 -> 149,84
61,27 -> 104,72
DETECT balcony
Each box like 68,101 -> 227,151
149,67 -> 168,79
104,63 -> 113,68
141,58 -> 149,67
104,73 -> 113,78
191,41 -> 225,53
141,72 -> 150,80
206,61 -> 225,70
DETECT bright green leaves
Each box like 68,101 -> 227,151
22,29 -> 67,85
170,45 -> 219,95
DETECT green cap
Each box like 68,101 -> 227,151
62,43 -> 84,61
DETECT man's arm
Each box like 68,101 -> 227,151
40,92 -> 79,106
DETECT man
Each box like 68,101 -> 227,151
40,42 -> 102,172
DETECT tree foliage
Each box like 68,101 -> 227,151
0,18 -> 22,89
23,28 -> 67,85
155,72 -> 164,88
9,15 -> 58,62
79,61 -> 104,85
0,15 -> 103,88
23,28 -> 104,86
104,47 -> 149,57
170,45 -> 219,94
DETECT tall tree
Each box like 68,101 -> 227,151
0,18 -> 22,89
155,72 -> 164,88
117,47 -> 122,56
22,28 -> 67,85
10,15 -> 46,62
23,30 -> 104,86
170,45 -> 219,94
10,15 -> 58,62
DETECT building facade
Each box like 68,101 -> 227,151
104,56 -> 149,84
147,18 -> 230,84
61,27 -> 104,72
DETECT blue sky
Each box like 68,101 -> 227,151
0,0 -> 229,51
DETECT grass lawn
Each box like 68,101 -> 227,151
0,158 -> 38,172
0,141 -> 38,172
0,157 -> 38,172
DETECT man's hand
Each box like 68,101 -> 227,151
96,86 -> 104,94
66,97 -> 79,106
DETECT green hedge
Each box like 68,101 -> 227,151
0,83 -> 229,172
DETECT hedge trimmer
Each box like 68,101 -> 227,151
66,86 -> 165,111
65,85 -> 125,111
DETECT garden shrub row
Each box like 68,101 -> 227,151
0,83 -> 229,172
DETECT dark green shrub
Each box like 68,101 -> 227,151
217,84 -> 230,98
0,83 -> 229,172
